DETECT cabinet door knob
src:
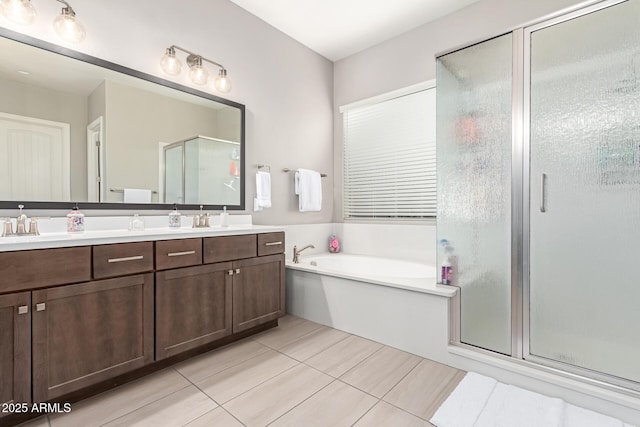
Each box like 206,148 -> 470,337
228,270 -> 234,276
36,303 -> 46,312
18,305 -> 29,315
235,268 -> 240,274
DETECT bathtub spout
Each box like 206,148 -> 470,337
292,244 -> 315,263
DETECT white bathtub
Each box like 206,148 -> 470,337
286,253 -> 450,295
285,253 -> 456,360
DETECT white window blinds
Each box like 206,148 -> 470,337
342,86 -> 436,219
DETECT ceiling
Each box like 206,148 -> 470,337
229,0 -> 480,61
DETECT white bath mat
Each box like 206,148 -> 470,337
430,372 -> 637,427
429,372 -> 497,427
474,383 -> 564,427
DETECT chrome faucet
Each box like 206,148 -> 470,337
192,205 -> 210,228
292,244 -> 315,263
2,204 -> 41,237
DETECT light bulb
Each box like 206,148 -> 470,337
53,8 -> 86,43
189,60 -> 209,85
160,48 -> 182,76
214,69 -> 232,93
0,0 -> 36,26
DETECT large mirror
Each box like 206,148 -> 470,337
0,28 -> 245,210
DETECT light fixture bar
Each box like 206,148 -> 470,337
161,45 -> 231,93
168,45 -> 226,71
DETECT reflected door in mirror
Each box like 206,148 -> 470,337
0,112 -> 70,201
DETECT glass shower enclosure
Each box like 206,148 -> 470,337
163,135 -> 241,206
437,0 -> 640,390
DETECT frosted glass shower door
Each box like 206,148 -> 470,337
437,34 -> 513,355
528,0 -> 640,384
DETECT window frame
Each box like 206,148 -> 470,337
340,80 -> 437,223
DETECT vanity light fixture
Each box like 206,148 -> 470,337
0,0 -> 37,25
160,45 -> 232,93
52,0 -> 85,43
0,0 -> 85,42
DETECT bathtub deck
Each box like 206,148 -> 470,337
285,256 -> 457,297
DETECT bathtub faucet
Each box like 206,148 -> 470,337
292,244 -> 315,263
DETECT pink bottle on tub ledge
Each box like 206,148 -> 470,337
329,234 -> 340,253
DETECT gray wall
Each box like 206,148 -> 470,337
332,0 -> 587,221
1,0 -> 333,224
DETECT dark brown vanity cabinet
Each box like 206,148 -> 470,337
0,292 -> 31,407
31,274 -> 154,402
155,262 -> 233,360
232,254 -> 286,333
203,232 -> 286,333
0,230 -> 285,423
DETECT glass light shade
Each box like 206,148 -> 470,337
53,12 -> 86,43
0,0 -> 36,26
160,51 -> 182,76
189,64 -> 209,85
214,70 -> 232,93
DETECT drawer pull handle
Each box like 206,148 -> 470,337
228,270 -> 234,276
264,241 -> 283,246
18,305 -> 29,315
235,268 -> 240,274
36,303 -> 46,312
108,255 -> 144,263
167,250 -> 196,257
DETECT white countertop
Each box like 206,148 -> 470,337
0,215 -> 284,252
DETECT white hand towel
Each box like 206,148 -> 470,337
254,171 -> 272,211
294,169 -> 322,212
123,188 -> 152,203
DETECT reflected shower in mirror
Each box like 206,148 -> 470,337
0,28 -> 245,210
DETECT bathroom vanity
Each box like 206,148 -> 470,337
0,226 -> 285,423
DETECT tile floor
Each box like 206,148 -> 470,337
18,315 -> 466,427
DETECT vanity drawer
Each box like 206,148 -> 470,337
0,247 -> 91,293
156,238 -> 203,270
203,234 -> 257,264
93,242 -> 154,279
258,232 -> 285,256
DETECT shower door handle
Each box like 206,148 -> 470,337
540,173 -> 547,213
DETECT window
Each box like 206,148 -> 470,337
341,82 -> 436,220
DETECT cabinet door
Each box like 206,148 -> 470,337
0,292 -> 30,407
156,263 -> 233,360
232,254 -> 285,333
32,274 -> 154,402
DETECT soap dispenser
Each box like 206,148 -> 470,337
169,204 -> 181,228
129,213 -> 145,231
67,203 -> 85,232
219,206 -> 229,227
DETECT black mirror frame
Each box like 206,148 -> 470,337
0,27 -> 246,211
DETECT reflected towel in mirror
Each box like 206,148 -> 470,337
123,188 -> 152,203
